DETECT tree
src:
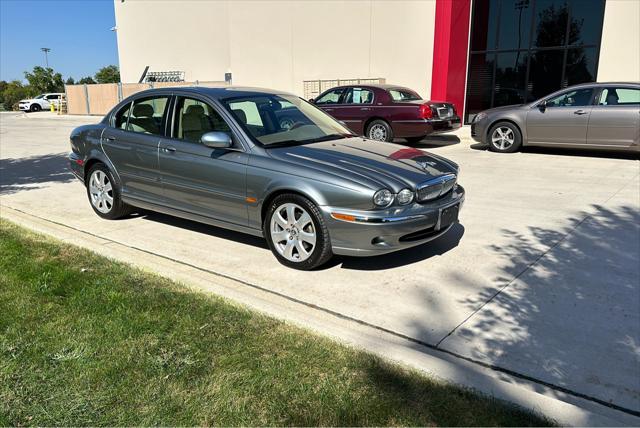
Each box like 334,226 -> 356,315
2,80 -> 30,110
77,76 -> 96,85
24,66 -> 64,94
94,65 -> 120,83
65,77 -> 76,85
0,80 -> 7,107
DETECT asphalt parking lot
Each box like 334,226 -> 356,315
1,111 -> 639,422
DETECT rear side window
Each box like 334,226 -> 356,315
598,88 -> 640,106
343,88 -> 374,104
315,88 -> 345,104
388,89 -> 422,101
114,102 -> 132,129
127,97 -> 169,135
174,97 -> 232,143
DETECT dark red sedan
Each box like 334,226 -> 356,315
311,84 -> 461,143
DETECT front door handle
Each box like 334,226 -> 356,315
324,108 -> 334,112
360,107 -> 371,111
161,146 -> 176,153
105,136 -> 116,141
574,110 -> 588,115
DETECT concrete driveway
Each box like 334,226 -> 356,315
1,111 -> 639,423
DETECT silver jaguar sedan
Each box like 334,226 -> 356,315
69,87 -> 464,270
471,82 -> 639,153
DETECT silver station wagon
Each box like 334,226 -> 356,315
69,87 -> 464,270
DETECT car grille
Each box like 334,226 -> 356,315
416,174 -> 457,202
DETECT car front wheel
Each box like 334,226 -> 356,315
488,122 -> 522,153
30,104 -> 41,112
264,193 -> 332,270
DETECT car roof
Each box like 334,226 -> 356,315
125,86 -> 298,100
327,83 -> 416,91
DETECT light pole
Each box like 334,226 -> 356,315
41,47 -> 51,67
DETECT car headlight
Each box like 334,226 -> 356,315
373,189 -> 393,207
473,112 -> 487,123
396,188 -> 414,205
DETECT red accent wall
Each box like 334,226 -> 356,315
431,0 -> 472,118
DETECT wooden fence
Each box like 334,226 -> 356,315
65,81 -> 228,115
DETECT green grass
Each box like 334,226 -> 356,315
0,220 -> 553,426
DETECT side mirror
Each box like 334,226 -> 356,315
538,100 -> 547,112
201,131 -> 232,149
308,98 -> 316,104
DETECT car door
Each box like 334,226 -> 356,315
334,87 -> 374,135
101,95 -> 169,203
158,95 -> 249,226
587,86 -> 640,149
314,87 -> 347,121
526,87 -> 595,146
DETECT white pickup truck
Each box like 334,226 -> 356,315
19,93 -> 65,112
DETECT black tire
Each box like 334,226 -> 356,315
85,163 -> 132,220
263,193 -> 333,270
405,136 -> 425,144
366,119 -> 394,142
30,104 -> 41,112
488,121 -> 522,153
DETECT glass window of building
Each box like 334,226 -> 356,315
465,0 -> 605,123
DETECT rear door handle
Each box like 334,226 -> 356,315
324,108 -> 334,112
161,146 -> 176,153
105,136 -> 116,141
360,107 -> 371,111
574,110 -> 588,115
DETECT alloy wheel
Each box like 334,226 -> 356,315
491,126 -> 515,150
88,170 -> 114,214
369,124 -> 387,141
270,202 -> 317,262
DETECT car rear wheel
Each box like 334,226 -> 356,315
30,104 -> 41,112
264,193 -> 332,270
488,122 -> 522,153
86,163 -> 132,219
366,119 -> 394,142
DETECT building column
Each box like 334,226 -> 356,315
430,0 -> 472,119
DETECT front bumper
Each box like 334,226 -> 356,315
322,185 -> 465,256
18,103 -> 30,111
470,119 -> 489,143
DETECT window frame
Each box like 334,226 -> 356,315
315,87 -> 347,105
109,95 -> 171,137
542,87 -> 597,108
342,87 -> 375,105
595,86 -> 640,107
169,94 -> 244,151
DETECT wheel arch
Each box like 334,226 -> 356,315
260,187 -> 323,228
486,118 -> 523,143
363,116 -> 390,134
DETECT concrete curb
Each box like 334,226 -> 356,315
2,205 -> 638,427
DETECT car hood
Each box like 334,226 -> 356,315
19,99 -> 35,103
266,137 -> 458,191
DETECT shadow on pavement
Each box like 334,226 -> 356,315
408,203 -> 640,414
470,142 -> 639,160
0,153 -> 75,195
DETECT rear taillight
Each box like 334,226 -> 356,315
419,104 -> 433,119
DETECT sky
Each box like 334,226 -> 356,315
0,0 -> 119,82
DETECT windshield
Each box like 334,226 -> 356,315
388,88 -> 422,102
34,94 -> 45,99
220,94 -> 354,146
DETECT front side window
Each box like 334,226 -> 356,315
388,89 -> 422,101
222,94 -> 353,147
545,88 -> 594,107
114,102 -> 132,129
46,94 -> 59,100
127,96 -> 169,135
598,88 -> 640,106
343,88 -> 374,104
315,88 -> 345,104
174,97 -> 231,143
